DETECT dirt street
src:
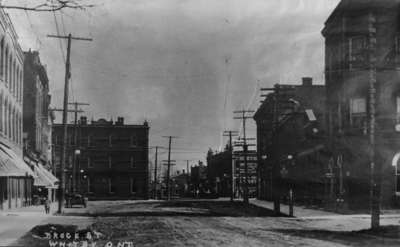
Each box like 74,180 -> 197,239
11,200 -> 400,247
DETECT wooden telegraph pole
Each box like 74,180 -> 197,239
47,34 -> 92,214
162,136 -> 178,200
368,12 -> 380,229
233,110 -> 255,204
223,130 -> 238,202
150,146 -> 163,199
68,102 -> 89,193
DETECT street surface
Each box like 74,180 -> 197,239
3,199 -> 400,247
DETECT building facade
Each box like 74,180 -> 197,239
254,78 -> 327,205
322,0 -> 400,208
0,9 -> 34,210
190,161 -> 208,197
23,50 -> 57,203
53,117 -> 150,200
23,50 -> 51,164
206,148 -> 232,197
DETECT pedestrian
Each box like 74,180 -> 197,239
44,198 -> 51,214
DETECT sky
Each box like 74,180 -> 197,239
4,0 -> 340,174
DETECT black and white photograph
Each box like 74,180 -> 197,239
0,0 -> 400,246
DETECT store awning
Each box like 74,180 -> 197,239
33,163 -> 58,188
0,143 -> 34,177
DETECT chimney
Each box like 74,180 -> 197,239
80,116 -> 87,125
116,117 -> 124,126
302,77 -> 313,86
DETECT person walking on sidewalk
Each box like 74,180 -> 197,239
44,198 -> 51,214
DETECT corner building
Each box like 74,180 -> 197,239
53,117 -> 149,200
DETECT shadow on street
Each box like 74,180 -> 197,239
60,200 -> 288,217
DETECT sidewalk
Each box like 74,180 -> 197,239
0,203 -> 58,246
251,199 -> 400,220
0,202 -> 57,217
251,199 -> 340,217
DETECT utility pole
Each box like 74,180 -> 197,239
162,136 -> 178,200
50,106 -> 85,194
223,130 -> 238,202
48,33 -> 92,214
261,84 -> 296,215
186,160 -> 190,189
68,102 -> 89,193
368,12 -> 380,229
234,110 -> 255,204
150,146 -> 163,199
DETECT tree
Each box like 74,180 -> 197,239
0,0 -> 95,12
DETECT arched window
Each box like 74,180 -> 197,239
12,109 -> 16,142
8,104 -> 12,139
15,66 -> 19,100
8,55 -> 12,88
14,63 -> 17,98
4,99 -> 7,136
11,60 -> 15,96
18,69 -> 24,103
19,68 -> 22,102
0,91 -> 3,133
4,47 -> 8,86
15,67 -> 18,101
19,113 -> 22,145
0,38 -> 4,78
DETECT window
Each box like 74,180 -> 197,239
0,38 -> 4,78
396,97 -> 400,123
108,156 -> 112,168
350,98 -> 366,114
130,156 -> 134,168
87,177 -> 94,193
108,178 -> 115,194
130,134 -> 137,147
350,98 -> 367,133
108,135 -> 112,147
349,36 -> 366,69
87,157 -> 92,168
130,178 -> 136,194
4,48 -> 7,85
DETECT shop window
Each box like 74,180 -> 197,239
87,177 -> 94,193
397,162 -> 400,195
108,178 -> 115,194
130,178 -> 136,194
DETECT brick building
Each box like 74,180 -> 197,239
322,0 -> 400,208
206,148 -> 232,197
53,117 -> 149,200
254,78 -> 327,204
190,161 -> 208,196
23,50 -> 57,203
0,9 -> 34,210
